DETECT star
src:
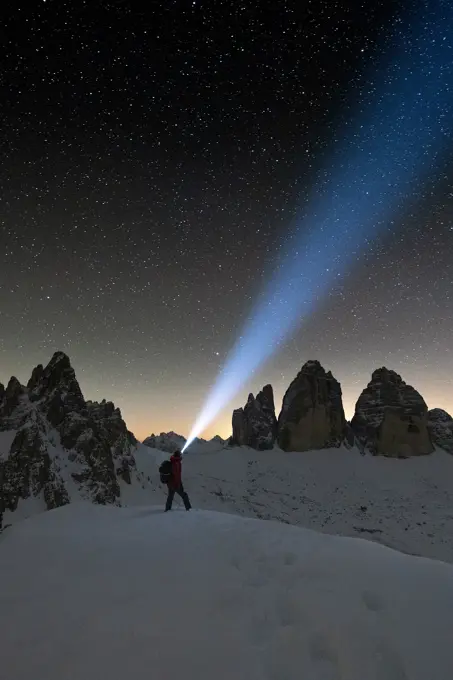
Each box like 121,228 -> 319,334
0,0 -> 451,440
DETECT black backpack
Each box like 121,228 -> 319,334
159,459 -> 173,484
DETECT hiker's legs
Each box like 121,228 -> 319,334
165,487 -> 175,511
177,484 -> 192,510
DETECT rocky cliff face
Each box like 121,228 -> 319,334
428,408 -> 453,454
350,368 -> 433,457
277,361 -> 346,452
0,352 -> 140,528
231,384 -> 278,450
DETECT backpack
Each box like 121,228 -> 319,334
159,459 -> 173,484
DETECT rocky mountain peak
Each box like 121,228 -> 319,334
0,353 -> 142,528
428,408 -> 453,454
302,359 -> 324,373
1,377 -> 25,420
5,376 -> 23,396
27,364 -> 43,391
28,352 -> 85,421
429,408 -> 452,422
277,360 -> 346,452
351,367 -> 433,457
371,366 -> 398,381
256,383 -> 275,412
142,431 -> 187,453
231,384 -> 277,450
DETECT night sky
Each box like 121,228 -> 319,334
1,1 -> 452,441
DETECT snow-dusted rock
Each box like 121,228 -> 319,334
277,360 -> 346,452
2,414 -> 69,515
231,384 -> 277,450
428,408 -> 453,454
27,351 -> 85,425
0,352 -> 142,527
142,431 -> 186,453
210,434 -> 225,445
0,377 -> 26,423
351,367 -> 433,457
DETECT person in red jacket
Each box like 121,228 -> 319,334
165,450 -> 191,511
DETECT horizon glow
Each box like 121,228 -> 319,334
182,0 -> 453,452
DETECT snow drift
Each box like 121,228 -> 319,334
1,503 -> 452,680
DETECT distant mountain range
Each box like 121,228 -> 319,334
230,360 -> 453,456
1,352 -> 452,532
142,432 -> 225,454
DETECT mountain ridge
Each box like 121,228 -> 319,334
0,352 -> 149,528
230,361 -> 446,456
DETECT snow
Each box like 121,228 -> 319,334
1,502 -> 452,680
2,426 -> 98,527
0,429 -> 17,459
3,424 -> 453,565
129,443 -> 453,564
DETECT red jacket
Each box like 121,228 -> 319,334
169,454 -> 182,489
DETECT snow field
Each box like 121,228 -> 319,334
133,443 -> 453,563
1,503 -> 453,680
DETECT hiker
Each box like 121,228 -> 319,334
163,449 -> 191,512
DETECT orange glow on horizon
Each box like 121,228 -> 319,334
122,388 -> 453,444
2,354 -> 451,446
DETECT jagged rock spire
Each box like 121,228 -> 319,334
277,360 -> 346,452
0,352 -> 138,528
231,384 -> 277,450
351,367 -> 433,457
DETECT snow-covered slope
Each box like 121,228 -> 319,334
131,444 -> 453,563
1,503 -> 452,680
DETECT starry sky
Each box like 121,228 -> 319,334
1,0 -> 452,441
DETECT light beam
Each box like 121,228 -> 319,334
183,0 -> 453,452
